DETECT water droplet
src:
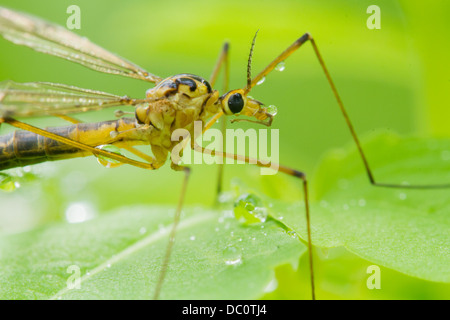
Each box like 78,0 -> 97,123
343,204 -> 349,210
225,257 -> 242,266
256,77 -> 266,86
358,199 -> 366,207
287,230 -> 297,239
275,61 -> 285,72
190,235 -> 196,241
106,263 -> 111,268
95,144 -> 124,168
139,227 -> 147,234
399,192 -> 407,200
267,105 -> 278,116
263,278 -> 278,293
233,193 -> 268,224
65,202 -> 95,224
223,245 -> 242,266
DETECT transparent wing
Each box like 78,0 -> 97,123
0,80 -> 147,117
0,7 -> 162,84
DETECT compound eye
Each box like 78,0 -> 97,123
227,93 -> 244,113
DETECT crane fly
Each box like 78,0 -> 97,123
0,7 -> 448,300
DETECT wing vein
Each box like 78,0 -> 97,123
0,7 -> 162,83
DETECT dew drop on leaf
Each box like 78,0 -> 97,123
223,245 -> 242,266
233,193 -> 268,224
287,230 -> 297,239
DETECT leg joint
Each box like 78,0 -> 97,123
293,169 -> 306,180
297,32 -> 313,45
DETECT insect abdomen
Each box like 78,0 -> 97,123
0,127 -> 85,170
0,118 -> 140,171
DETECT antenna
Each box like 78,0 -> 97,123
245,30 -> 259,93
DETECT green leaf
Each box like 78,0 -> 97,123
0,205 -> 305,299
270,133 -> 450,283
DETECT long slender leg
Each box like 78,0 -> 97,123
153,165 -> 191,300
191,142 -> 315,300
249,33 -> 450,189
216,117 -> 227,197
1,117 -> 155,170
122,146 -> 157,164
209,42 -> 230,198
209,42 -> 229,88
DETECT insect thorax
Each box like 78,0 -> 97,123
134,74 -> 220,159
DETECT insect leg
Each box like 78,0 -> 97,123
306,34 -> 450,189
209,42 -> 230,88
121,146 -> 157,164
1,117 -> 155,170
216,116 -> 228,197
153,164 -> 191,300
209,42 -> 230,198
191,142 -> 315,300
251,33 -> 450,189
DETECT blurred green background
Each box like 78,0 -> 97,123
0,0 -> 449,299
